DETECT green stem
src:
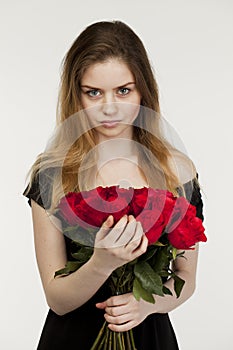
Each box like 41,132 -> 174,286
98,329 -> 108,349
121,332 -> 125,349
103,327 -> 109,350
115,265 -> 127,292
113,331 -> 116,350
108,329 -> 112,350
90,320 -> 107,349
129,329 -> 137,349
117,331 -> 124,349
125,331 -> 131,349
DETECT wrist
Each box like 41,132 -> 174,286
87,255 -> 113,278
140,297 -> 158,317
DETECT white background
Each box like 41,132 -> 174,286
1,0 -> 233,349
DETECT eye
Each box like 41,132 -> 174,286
86,89 -> 101,97
118,87 -> 130,96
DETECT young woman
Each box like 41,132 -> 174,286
23,21 -> 204,350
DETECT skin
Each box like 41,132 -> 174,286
80,58 -> 141,143
31,58 -> 199,332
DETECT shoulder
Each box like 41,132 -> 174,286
31,166 -> 58,195
23,166 -> 59,210
167,150 -> 204,220
167,148 -> 197,185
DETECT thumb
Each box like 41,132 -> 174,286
103,215 -> 114,228
96,215 -> 114,241
96,301 -> 107,309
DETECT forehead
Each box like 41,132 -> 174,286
81,59 -> 135,87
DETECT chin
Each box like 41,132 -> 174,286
97,124 -> 132,138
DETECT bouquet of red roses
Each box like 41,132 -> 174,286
55,185 -> 206,349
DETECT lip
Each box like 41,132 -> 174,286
100,120 -> 122,128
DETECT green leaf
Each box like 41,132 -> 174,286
134,261 -> 164,296
163,286 -> 173,295
54,260 -> 82,277
172,247 -> 177,260
72,240 -> 86,248
63,226 -> 96,246
128,257 -> 138,266
176,251 -> 186,259
150,248 -> 170,273
63,224 -> 81,233
133,278 -> 155,304
71,246 -> 93,261
139,245 -> 158,262
119,271 -> 133,288
154,241 -> 166,247
173,275 -> 185,298
159,270 -> 171,277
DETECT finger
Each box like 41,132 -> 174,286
126,220 -> 144,246
95,301 -> 107,309
101,215 -> 128,247
131,234 -> 148,258
112,214 -> 129,234
115,216 -> 137,246
105,293 -> 131,307
104,312 -> 131,325
105,303 -> 129,317
123,221 -> 144,252
108,320 -> 135,332
105,306 -> 128,318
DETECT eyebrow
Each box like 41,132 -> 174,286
80,82 -> 136,89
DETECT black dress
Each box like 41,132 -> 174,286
22,169 -> 204,350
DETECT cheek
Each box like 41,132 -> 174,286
84,110 -> 97,126
83,105 -> 103,129
120,103 -> 141,122
80,94 -> 91,109
81,96 -> 101,117
132,90 -> 142,104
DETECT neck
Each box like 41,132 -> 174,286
96,138 -> 138,165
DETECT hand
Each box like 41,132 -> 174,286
91,215 -> 148,274
96,292 -> 153,332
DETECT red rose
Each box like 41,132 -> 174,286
130,188 -> 175,216
97,185 -> 134,202
58,187 -> 206,250
168,215 -> 206,249
96,186 -> 119,201
58,192 -> 103,228
136,209 -> 166,245
58,186 -> 131,229
130,187 -> 149,216
166,197 -> 196,233
165,196 -> 206,249
150,189 -> 176,224
85,193 -> 130,225
58,191 -> 84,226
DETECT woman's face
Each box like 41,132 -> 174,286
80,59 -> 141,142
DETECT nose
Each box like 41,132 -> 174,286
102,94 -> 118,116
102,103 -> 118,116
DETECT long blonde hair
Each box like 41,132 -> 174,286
24,20 -> 197,215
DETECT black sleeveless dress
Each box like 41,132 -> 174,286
22,169 -> 204,350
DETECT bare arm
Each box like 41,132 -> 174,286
31,200 -> 147,316
151,244 -> 199,313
